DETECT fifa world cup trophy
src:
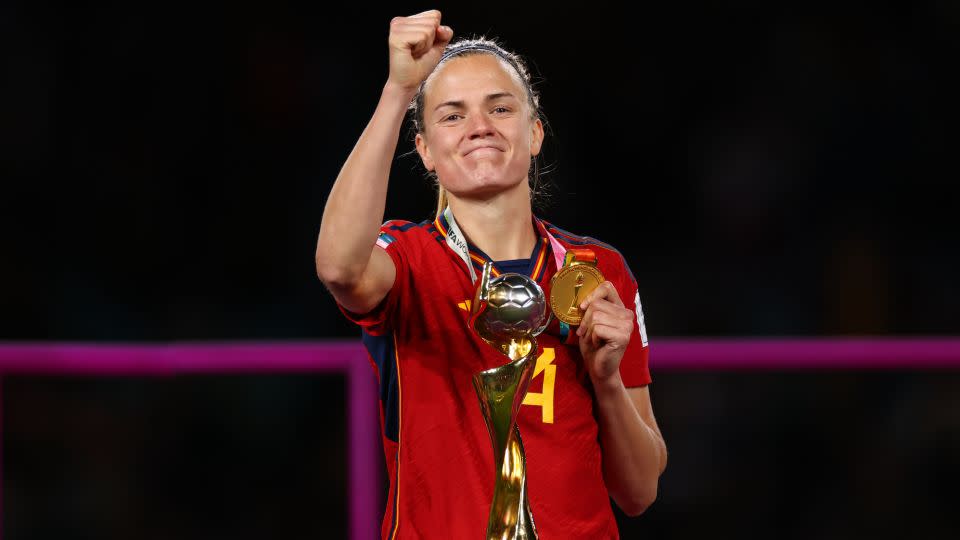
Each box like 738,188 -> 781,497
469,261 -> 550,540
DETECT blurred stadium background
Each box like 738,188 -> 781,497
2,1 -> 958,538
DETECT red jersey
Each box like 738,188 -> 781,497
337,211 -> 651,539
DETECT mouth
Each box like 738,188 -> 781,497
464,145 -> 503,157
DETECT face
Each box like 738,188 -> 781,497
415,54 -> 544,199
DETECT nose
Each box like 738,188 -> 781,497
467,112 -> 496,139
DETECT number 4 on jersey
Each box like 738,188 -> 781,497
522,348 -> 556,423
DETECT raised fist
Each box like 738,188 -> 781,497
387,10 -> 454,90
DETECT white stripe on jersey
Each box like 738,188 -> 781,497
635,291 -> 649,347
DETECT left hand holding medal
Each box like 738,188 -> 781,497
576,281 -> 634,384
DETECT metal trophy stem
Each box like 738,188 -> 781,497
469,262 -> 547,540
472,342 -> 538,540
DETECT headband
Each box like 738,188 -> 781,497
439,43 -> 525,80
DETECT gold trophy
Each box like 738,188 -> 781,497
469,261 -> 549,540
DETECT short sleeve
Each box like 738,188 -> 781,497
333,221 -> 412,336
616,258 -> 652,387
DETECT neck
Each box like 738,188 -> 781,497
446,181 -> 537,262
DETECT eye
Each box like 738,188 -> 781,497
443,113 -> 462,122
493,106 -> 511,114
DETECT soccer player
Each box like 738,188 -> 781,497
316,10 -> 667,538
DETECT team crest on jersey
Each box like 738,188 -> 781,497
635,291 -> 649,347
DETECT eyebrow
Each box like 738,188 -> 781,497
433,92 -> 518,112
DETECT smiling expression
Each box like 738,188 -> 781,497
415,54 -> 544,199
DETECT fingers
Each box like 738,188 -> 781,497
408,9 -> 441,20
576,282 -> 633,343
579,280 -> 624,311
435,24 -> 454,46
389,11 -> 453,58
409,9 -> 452,42
580,319 -> 630,353
583,322 -> 626,350
577,292 -> 632,335
390,22 -> 437,56
576,306 -> 633,338
392,9 -> 441,27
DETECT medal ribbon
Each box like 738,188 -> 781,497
563,248 -> 598,267
543,225 -> 567,277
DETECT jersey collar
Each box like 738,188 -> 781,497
433,206 -> 566,284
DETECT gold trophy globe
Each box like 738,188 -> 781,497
469,261 -> 549,540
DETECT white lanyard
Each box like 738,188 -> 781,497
442,206 -> 477,283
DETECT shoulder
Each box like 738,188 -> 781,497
377,219 -> 444,249
541,219 -> 637,284
380,219 -> 430,235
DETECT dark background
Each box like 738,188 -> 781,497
3,375 -> 347,540
2,1 -> 958,538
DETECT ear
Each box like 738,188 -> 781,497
529,117 -> 544,157
415,132 -> 435,171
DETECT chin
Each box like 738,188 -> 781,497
451,176 -> 525,199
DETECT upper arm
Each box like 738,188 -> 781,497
627,385 -> 668,473
323,246 -> 397,315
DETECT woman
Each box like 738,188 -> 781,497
316,10 -> 666,538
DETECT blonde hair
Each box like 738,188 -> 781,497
435,186 -> 449,220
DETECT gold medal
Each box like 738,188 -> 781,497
550,249 -> 604,326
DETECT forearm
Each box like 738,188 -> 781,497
316,81 -> 416,285
593,374 -> 666,516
